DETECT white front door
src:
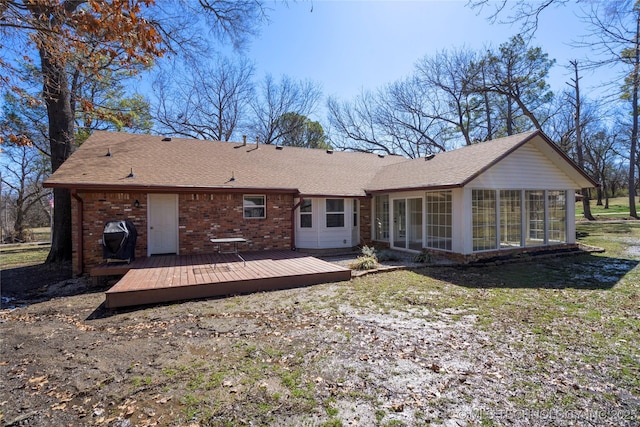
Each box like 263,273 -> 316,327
148,194 -> 178,255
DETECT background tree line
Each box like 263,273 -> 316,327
0,0 -> 638,258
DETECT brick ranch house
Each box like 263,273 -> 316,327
44,130 -> 596,276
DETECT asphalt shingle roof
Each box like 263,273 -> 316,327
44,130 -> 596,195
368,131 -> 541,191
44,131 -> 406,196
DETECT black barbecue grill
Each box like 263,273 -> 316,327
102,219 -> 137,263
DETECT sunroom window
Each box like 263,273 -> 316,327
548,191 -> 567,243
425,191 -> 452,250
525,190 -> 545,246
500,190 -> 522,248
472,189 -> 497,251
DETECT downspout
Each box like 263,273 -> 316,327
291,195 -> 303,251
71,190 -> 84,276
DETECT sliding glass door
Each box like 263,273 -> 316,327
392,198 -> 423,251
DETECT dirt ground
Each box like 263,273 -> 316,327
1,251 -> 639,426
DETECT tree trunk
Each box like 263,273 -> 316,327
13,195 -> 25,242
40,47 -> 74,263
506,98 -> 514,136
570,62 -> 595,220
629,13 -> 640,218
482,67 -> 493,140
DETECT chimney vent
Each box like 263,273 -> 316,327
162,137 -> 172,142
242,135 -> 247,146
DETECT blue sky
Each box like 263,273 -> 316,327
245,0 -> 611,111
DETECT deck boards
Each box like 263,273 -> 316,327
97,251 -> 351,309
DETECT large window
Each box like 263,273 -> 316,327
326,199 -> 345,228
472,189 -> 569,252
472,190 -> 497,251
300,199 -> 312,228
243,195 -> 265,219
500,190 -> 522,248
425,191 -> 452,250
374,195 -> 389,241
548,191 -> 566,243
526,190 -> 545,246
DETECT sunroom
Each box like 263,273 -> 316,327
367,132 -> 597,258
371,188 -> 575,257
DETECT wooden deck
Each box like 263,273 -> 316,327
95,251 -> 352,309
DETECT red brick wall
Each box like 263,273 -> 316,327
358,197 -> 372,245
178,193 -> 293,254
73,191 -> 293,274
73,191 -> 147,275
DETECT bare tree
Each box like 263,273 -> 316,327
327,82 -> 449,159
415,47 -> 483,145
566,60 -> 595,220
154,56 -> 255,141
468,0 -> 639,216
576,1 -> 640,217
1,145 -> 49,242
1,0 -> 268,262
466,0 -> 572,37
249,74 -> 322,145
327,91 -> 396,155
474,35 -> 555,135
329,39 -> 556,156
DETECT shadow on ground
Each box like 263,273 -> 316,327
414,253 -> 639,291
0,262 -> 115,308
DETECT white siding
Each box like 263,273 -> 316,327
468,145 -> 580,189
452,188 -> 469,254
295,198 -> 356,249
295,198 -> 320,249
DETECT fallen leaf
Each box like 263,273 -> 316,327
28,375 -> 47,384
51,402 -> 67,411
391,402 -> 404,412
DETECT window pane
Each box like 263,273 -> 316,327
326,199 -> 345,228
301,200 -> 312,212
300,214 -> 312,228
425,191 -> 452,250
526,190 -> 545,246
353,200 -> 358,227
374,195 -> 390,241
244,207 -> 265,218
326,199 -> 344,212
244,195 -> 265,218
326,213 -> 344,227
300,199 -> 312,228
548,191 -> 566,243
500,190 -> 522,248
244,196 -> 264,207
472,189 -> 497,251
